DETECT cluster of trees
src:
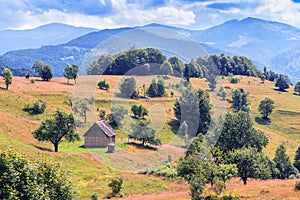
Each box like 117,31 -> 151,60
87,47 -> 262,84
196,54 -> 261,77
147,78 -> 166,97
177,112 -> 299,199
118,77 -> 168,99
87,47 -> 166,75
174,86 -> 212,137
0,149 -> 77,199
171,79 -> 300,199
131,104 -> 148,119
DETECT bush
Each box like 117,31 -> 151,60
230,77 -> 240,84
295,181 -> 300,190
98,80 -> 110,90
23,101 -> 46,115
205,194 -> 240,200
107,177 -> 124,198
146,163 -> 178,179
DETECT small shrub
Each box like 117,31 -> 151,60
90,193 -> 98,200
25,71 -> 30,79
30,79 -> 35,84
107,177 -> 124,198
23,101 -> 46,115
230,77 -> 240,84
98,80 -> 110,90
295,181 -> 300,190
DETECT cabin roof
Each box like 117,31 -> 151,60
83,120 -> 116,137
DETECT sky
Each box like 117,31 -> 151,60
1,0 -> 300,30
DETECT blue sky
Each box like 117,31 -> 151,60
1,0 -> 300,30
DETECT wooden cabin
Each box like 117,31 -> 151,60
83,120 -> 116,148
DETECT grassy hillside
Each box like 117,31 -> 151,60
0,75 -> 299,199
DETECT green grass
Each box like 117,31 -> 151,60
2,75 -> 300,199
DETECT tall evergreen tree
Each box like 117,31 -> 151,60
293,146 -> 300,172
273,144 -> 295,179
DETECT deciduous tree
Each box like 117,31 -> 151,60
0,149 -> 77,199
275,74 -> 290,91
64,64 -> 79,84
258,98 -> 275,119
32,60 -> 53,81
2,68 -> 12,90
217,111 -> 268,153
119,77 -> 136,98
32,109 -> 79,152
294,81 -> 300,95
129,121 -> 161,146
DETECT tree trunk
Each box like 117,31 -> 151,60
142,139 -> 145,146
242,177 -> 247,185
54,143 -> 59,152
5,84 -> 8,90
67,79 -> 70,84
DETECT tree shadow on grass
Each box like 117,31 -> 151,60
168,119 -> 180,134
31,144 -> 53,152
126,142 -> 158,151
0,86 -> 7,90
255,117 -> 271,125
273,88 -> 288,93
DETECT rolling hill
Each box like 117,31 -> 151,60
0,23 -> 98,55
0,74 -> 299,199
2,17 -> 300,81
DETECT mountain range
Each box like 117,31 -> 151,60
0,23 -> 98,54
1,17 -> 300,82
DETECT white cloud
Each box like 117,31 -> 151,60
1,0 -> 300,30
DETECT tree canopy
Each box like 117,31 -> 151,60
2,68 -> 12,90
32,60 -> 53,81
0,149 -> 77,199
258,98 -> 275,119
128,121 -> 161,146
294,81 -> 300,95
63,64 -> 79,84
216,111 -> 268,153
119,77 -> 136,98
32,109 -> 79,152
273,144 -> 296,179
174,87 -> 212,137
147,78 -> 166,97
231,88 -> 250,112
275,74 -> 290,91
131,104 -> 148,119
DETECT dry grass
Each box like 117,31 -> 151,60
1,75 -> 300,199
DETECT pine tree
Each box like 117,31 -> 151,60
294,146 -> 300,171
273,144 -> 294,179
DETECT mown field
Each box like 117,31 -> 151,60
0,75 -> 299,199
